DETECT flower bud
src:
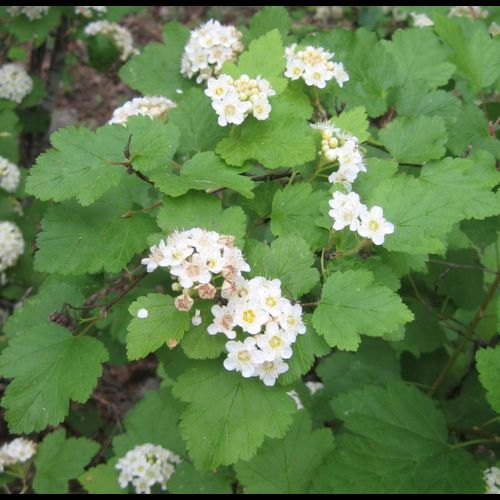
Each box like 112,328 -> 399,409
166,338 -> 178,349
174,293 -> 194,312
196,283 -> 217,299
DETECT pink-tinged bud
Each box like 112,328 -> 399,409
221,265 -> 237,280
166,338 -> 178,349
171,282 -> 182,292
196,283 -> 216,299
218,234 -> 235,248
174,293 -> 194,312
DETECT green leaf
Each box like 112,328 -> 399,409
235,411 -> 334,493
34,182 -> 157,275
384,28 -> 455,89
112,387 -> 186,458
168,88 -> 226,156
119,22 -> 190,97
312,270 -> 413,351
169,463 -> 233,494
0,324 -> 108,433
0,109 -> 20,162
270,183 -> 329,251
311,383 -> 484,493
127,293 -> 190,360
86,33 -> 120,72
3,279 -> 84,338
173,361 -> 296,470
433,14 -> 500,91
331,106 -> 370,143
156,191 -> 247,246
216,88 -> 315,169
222,29 -> 287,94
79,461 -> 123,494
246,6 -> 291,43
33,429 -> 99,494
181,302 -> 226,360
246,236 -> 320,299
447,104 -> 500,159
7,7 -> 61,47
154,151 -> 255,199
379,116 -> 447,164
476,346 -> 500,414
279,316 -> 330,386
26,125 -> 130,205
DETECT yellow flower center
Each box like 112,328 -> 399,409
266,296 -> 277,308
368,220 -> 380,231
225,103 -> 236,116
242,309 -> 256,324
269,335 -> 282,349
215,87 -> 225,96
238,350 -> 251,362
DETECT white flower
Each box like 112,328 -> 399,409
449,6 -> 488,19
141,240 -> 169,273
181,20 -> 244,82
0,63 -> 33,103
489,22 -> 500,37
108,96 -> 176,125
251,95 -> 272,120
0,221 -> 24,273
257,279 -> 283,317
284,44 -> 348,89
233,299 -> 270,335
204,74 -> 233,100
305,381 -> 324,395
137,308 -> 149,319
0,156 -> 21,193
84,21 -> 138,61
256,328 -> 294,361
223,337 -> 265,377
208,304 -> 237,339
74,6 -> 107,18
484,466 -> 500,494
0,438 -> 37,473
116,444 -> 181,494
7,6 -> 49,20
357,205 -> 395,245
278,300 -> 306,338
410,12 -> 434,27
328,191 -> 367,232
212,93 -> 250,126
158,240 -> 194,268
192,309 -> 202,326
255,358 -> 289,386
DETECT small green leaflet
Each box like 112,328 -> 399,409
245,6 -> 291,43
246,235 -> 320,299
127,293 -> 190,360
33,429 -> 99,494
311,383 -> 484,493
152,151 -> 255,199
173,361 -> 296,470
235,411 -> 334,493
379,115 -> 447,164
169,463 -> 233,494
79,460 -> 124,495
330,106 -> 370,143
26,124 -> 130,206
476,346 -> 500,414
0,323 -> 108,433
312,270 -> 413,351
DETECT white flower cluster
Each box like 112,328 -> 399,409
0,221 -> 24,272
115,443 -> 181,494
485,466 -> 500,494
141,227 -> 307,386
449,6 -> 488,19
206,74 -> 275,126
0,438 -> 37,473
84,21 -> 138,61
142,228 -> 250,313
314,6 -> 345,21
0,156 -> 21,193
74,6 -> 107,18
0,63 -> 33,104
7,6 -> 50,20
217,275 -> 306,386
108,96 -> 177,125
410,12 -> 434,27
311,121 -> 395,246
284,44 -> 349,89
313,122 -> 366,191
181,19 -> 244,84
490,22 -> 500,38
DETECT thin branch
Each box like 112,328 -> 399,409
429,258 -> 496,275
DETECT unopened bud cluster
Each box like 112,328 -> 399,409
141,227 -> 306,386
0,221 -> 24,272
285,44 -> 349,89
115,443 -> 181,494
7,6 -> 50,20
0,156 -> 21,193
181,19 -> 244,83
0,63 -> 33,104
108,96 -> 177,125
84,21 -> 138,61
206,74 -> 275,126
74,6 -> 107,18
0,438 -> 37,473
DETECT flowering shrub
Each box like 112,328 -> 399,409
0,4 -> 499,495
